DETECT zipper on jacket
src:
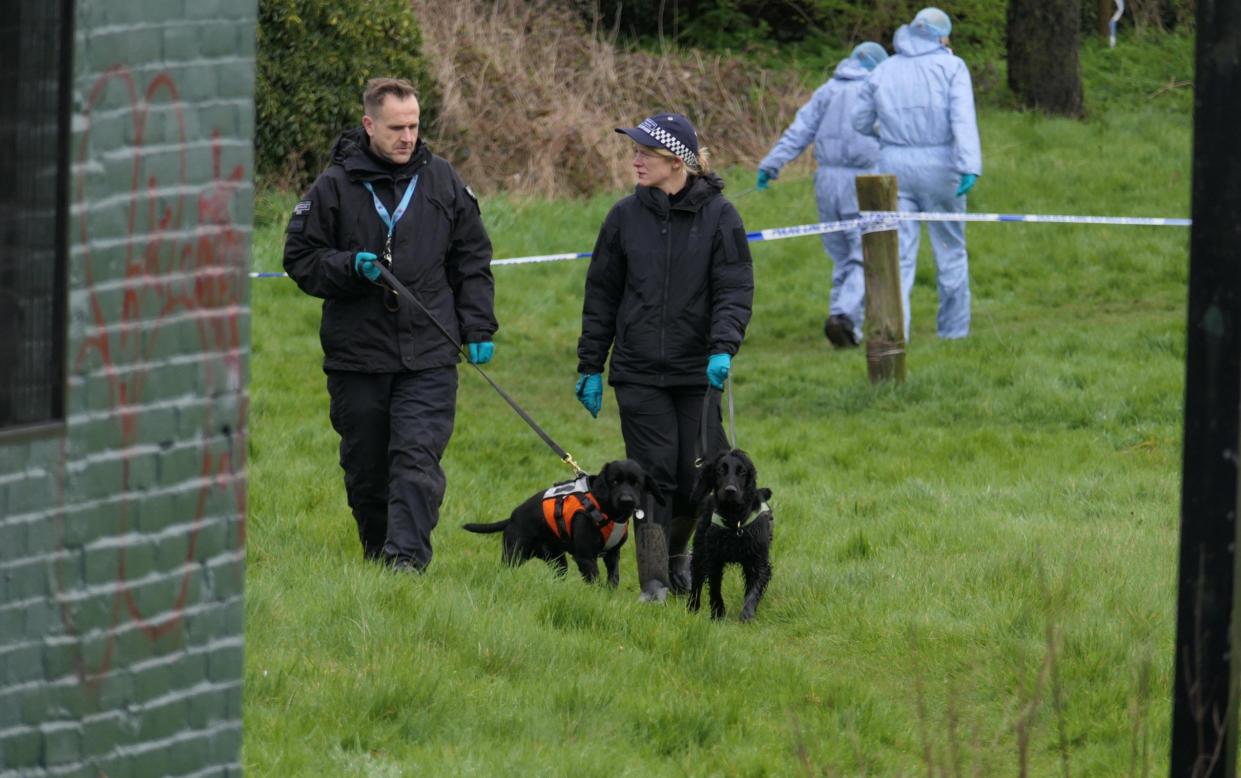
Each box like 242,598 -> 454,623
659,211 -> 672,382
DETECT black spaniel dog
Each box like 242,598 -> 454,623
687,448 -> 773,621
464,459 -> 663,586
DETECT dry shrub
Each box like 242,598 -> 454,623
409,0 -> 812,197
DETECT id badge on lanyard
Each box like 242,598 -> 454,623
364,177 -> 418,310
364,176 -> 419,267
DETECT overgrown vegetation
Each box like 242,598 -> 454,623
571,0 -> 1009,66
410,0 -> 1192,196
410,0 -> 811,197
254,0 -> 1195,197
569,0 -> 1195,65
255,0 -> 434,188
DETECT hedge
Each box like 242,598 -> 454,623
569,0 -> 1194,66
256,0 -> 435,189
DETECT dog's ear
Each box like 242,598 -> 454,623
758,487 -> 772,502
644,473 -> 667,506
690,453 -> 718,507
732,448 -> 755,473
591,462 -> 611,502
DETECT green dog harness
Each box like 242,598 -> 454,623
711,501 -> 772,533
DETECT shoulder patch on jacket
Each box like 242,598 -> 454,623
287,199 -> 312,233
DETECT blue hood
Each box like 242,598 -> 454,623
832,57 -> 873,81
893,24 -> 946,57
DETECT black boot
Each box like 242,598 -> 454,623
824,314 -> 860,349
356,513 -> 388,562
634,519 -> 670,603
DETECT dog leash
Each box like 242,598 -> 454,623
695,379 -> 737,467
375,264 -> 587,478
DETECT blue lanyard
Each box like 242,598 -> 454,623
364,175 -> 418,249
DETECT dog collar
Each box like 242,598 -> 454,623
711,501 -> 771,531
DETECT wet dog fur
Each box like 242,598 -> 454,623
687,448 -> 773,621
464,459 -> 663,585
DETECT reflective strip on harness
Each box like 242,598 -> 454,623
540,483 -> 627,549
711,501 -> 772,531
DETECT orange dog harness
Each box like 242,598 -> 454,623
541,476 -> 628,551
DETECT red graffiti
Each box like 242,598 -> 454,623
54,65 -> 249,689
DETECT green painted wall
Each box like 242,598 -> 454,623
0,1 -> 255,774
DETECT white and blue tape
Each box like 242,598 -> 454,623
866,210 -> 1189,228
250,209 -> 1189,279
745,210 -> 1190,243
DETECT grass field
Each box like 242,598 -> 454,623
243,36 -> 1194,776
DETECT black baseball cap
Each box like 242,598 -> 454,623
615,112 -> 700,167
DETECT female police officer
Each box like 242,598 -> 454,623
574,113 -> 754,601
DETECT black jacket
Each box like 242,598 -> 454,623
577,173 -> 754,386
283,128 -> 497,372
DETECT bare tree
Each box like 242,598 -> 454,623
1006,0 -> 1084,117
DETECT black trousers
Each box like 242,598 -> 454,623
327,367 -> 458,569
613,382 -> 727,550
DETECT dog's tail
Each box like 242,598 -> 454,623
462,519 -> 509,534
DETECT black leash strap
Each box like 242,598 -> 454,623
695,379 -> 738,467
696,388 -> 716,465
375,264 -> 586,477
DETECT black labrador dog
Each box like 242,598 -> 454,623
687,448 -> 773,621
464,459 -> 663,586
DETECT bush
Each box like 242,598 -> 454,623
256,0 -> 435,189
1082,0 -> 1196,35
569,0 -> 1194,68
572,1 -> 1005,60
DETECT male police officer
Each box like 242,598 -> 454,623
283,77 -> 497,572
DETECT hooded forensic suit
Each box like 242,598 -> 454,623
852,18 -> 982,339
759,56 -> 881,344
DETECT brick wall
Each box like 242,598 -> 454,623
0,0 -> 255,774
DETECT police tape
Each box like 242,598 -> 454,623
863,210 -> 1191,228
747,210 -> 1192,242
248,209 -> 1190,278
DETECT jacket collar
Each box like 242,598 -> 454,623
330,126 -> 429,183
636,171 -> 725,216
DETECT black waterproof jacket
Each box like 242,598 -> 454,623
283,128 -> 496,373
577,173 -> 754,386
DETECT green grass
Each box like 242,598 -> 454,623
244,41 -> 1193,776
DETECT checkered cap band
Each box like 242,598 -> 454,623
638,118 -> 699,168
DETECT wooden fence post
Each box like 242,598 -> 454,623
855,174 -> 905,384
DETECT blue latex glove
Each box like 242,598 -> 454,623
575,373 -> 602,418
466,341 -> 494,365
354,251 -> 381,281
706,353 -> 731,390
955,173 -> 978,197
756,169 -> 773,191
